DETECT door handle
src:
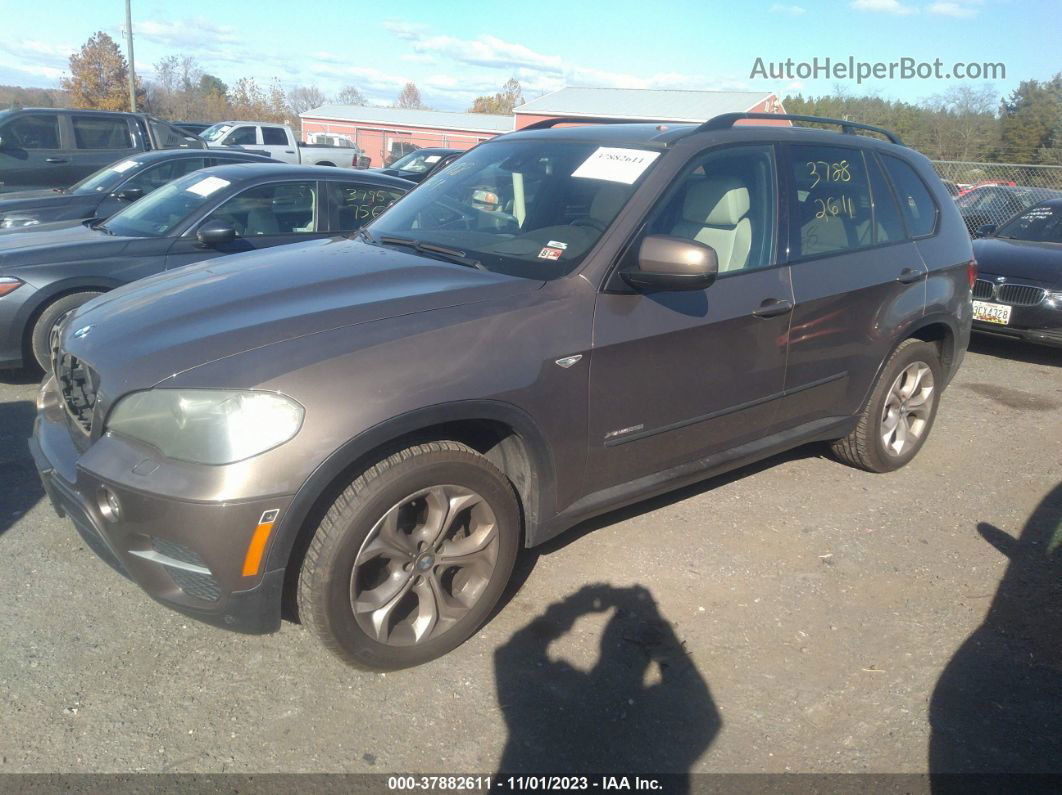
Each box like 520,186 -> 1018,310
44,157 -> 68,164
285,150 -> 294,154
753,298 -> 794,318
896,267 -> 926,284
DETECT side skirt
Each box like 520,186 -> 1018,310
530,415 -> 855,547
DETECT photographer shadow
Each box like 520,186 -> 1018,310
0,399 -> 43,538
494,583 -> 719,787
929,482 -> 1062,779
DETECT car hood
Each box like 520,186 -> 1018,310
0,192 -> 98,228
62,236 -> 542,393
0,220 -> 129,268
973,237 -> 1062,285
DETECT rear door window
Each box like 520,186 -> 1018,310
262,127 -> 287,145
788,145 -> 874,258
72,116 -> 132,149
880,155 -> 939,238
326,182 -> 405,231
1,113 -> 60,149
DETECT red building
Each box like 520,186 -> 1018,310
299,107 -> 513,168
300,88 -> 789,166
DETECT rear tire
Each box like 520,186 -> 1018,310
30,291 -> 102,371
831,338 -> 942,473
297,441 -> 520,670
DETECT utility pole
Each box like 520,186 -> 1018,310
125,0 -> 137,112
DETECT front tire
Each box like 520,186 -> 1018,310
831,338 -> 942,473
297,441 -> 520,670
30,291 -> 102,371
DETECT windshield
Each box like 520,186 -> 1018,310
200,123 -> 234,143
366,140 -> 659,279
101,172 -> 232,237
68,158 -> 143,195
997,203 -> 1062,243
391,150 -> 447,174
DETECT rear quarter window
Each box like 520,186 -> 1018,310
72,116 -> 133,149
881,155 -> 939,238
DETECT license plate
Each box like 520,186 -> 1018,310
973,300 -> 1011,325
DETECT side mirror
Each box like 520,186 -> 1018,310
976,223 -> 997,238
197,220 -> 237,246
620,235 -> 719,292
116,187 -> 144,202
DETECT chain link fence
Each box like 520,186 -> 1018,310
930,160 -> 1062,233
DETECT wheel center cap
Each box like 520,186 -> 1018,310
415,554 -> 435,571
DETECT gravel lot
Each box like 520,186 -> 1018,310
0,335 -> 1059,775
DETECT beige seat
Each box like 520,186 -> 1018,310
671,177 -> 751,271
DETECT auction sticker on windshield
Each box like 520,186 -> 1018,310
112,160 -> 139,173
572,147 -> 660,184
186,176 -> 231,197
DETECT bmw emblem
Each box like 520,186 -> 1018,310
73,325 -> 92,339
995,276 -> 1006,283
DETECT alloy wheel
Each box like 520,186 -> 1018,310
880,361 -> 935,456
350,485 -> 499,646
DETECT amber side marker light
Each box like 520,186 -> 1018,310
242,509 -> 280,577
0,277 -> 24,297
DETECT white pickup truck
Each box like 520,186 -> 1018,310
200,121 -> 362,167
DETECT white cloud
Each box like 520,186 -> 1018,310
136,18 -> 237,49
381,22 -> 735,101
851,0 -> 917,13
770,4 -> 807,14
927,0 -> 981,17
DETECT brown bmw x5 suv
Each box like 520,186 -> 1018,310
30,114 -> 974,669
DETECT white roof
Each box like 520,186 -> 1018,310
514,87 -> 775,123
299,105 -> 514,133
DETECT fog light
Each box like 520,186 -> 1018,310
98,487 -> 122,522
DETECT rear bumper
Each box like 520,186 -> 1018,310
29,380 -> 293,634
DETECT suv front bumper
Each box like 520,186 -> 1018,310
29,378 -> 293,634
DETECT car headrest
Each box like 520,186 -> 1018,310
682,177 -> 751,227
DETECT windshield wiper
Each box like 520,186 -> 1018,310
376,235 -> 486,270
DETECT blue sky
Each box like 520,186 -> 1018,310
0,0 -> 1057,111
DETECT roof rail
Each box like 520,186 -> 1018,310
519,116 -> 673,130
698,112 -> 904,145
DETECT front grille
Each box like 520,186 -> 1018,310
998,284 -> 1046,306
56,354 -> 98,433
971,279 -> 1046,307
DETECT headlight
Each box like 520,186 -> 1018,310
106,389 -> 304,465
1048,291 -> 1062,308
0,216 -> 40,229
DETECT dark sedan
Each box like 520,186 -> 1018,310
958,185 -> 1062,235
971,199 -> 1062,347
375,147 -> 462,184
0,163 -> 412,369
0,149 -> 276,232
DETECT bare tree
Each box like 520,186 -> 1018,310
287,85 -> 328,115
394,82 -> 426,110
336,85 -> 367,106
